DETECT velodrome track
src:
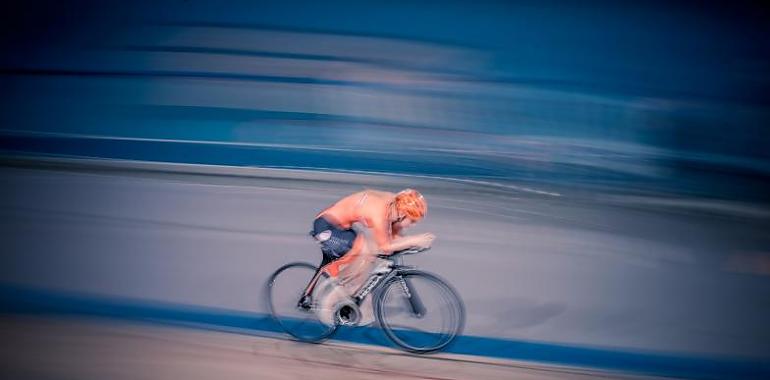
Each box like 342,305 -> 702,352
0,316 -> 666,380
1,158 -> 769,379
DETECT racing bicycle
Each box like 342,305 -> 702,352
265,246 -> 464,353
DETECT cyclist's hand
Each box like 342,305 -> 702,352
413,233 -> 435,249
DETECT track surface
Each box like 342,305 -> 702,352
0,316 -> 664,380
1,160 -> 769,370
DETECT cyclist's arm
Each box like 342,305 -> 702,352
372,219 -> 419,254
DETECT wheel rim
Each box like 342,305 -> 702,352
267,263 -> 337,342
376,272 -> 464,353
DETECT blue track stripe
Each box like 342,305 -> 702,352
0,283 -> 767,380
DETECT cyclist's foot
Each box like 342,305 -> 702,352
297,295 -> 313,310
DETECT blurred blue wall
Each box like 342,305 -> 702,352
2,0 -> 769,198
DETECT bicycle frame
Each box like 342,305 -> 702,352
350,248 -> 427,317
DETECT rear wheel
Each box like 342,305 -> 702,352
266,262 -> 337,343
374,270 -> 464,353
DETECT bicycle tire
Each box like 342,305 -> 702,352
374,269 -> 465,353
265,262 -> 338,343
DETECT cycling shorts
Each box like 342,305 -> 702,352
312,216 -> 357,259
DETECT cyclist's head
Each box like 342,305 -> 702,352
395,188 -> 427,222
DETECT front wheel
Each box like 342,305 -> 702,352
374,270 -> 465,353
266,262 -> 337,343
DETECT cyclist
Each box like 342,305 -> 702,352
299,188 -> 434,309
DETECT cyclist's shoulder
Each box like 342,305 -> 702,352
358,196 -> 391,225
336,190 -> 367,203
364,189 -> 396,199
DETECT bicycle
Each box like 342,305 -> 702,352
265,246 -> 465,353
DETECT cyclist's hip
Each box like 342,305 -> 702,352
312,216 -> 357,259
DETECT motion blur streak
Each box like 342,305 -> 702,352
1,1 -> 769,379
3,2 -> 769,197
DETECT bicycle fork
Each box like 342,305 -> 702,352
399,276 -> 426,318
358,271 -> 426,318
354,271 -> 427,320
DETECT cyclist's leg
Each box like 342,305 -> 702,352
326,235 -> 376,325
300,219 -> 359,308
301,251 -> 335,298
298,240 -> 355,310
322,234 -> 365,279
301,217 -> 340,299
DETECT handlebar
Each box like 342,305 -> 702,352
378,246 -> 430,259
